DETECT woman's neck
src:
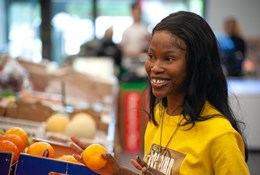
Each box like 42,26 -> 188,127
166,95 -> 184,116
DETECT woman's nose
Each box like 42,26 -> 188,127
151,61 -> 164,72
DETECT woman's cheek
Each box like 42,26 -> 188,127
145,62 -> 151,75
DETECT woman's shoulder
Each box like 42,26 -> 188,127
198,102 -> 237,134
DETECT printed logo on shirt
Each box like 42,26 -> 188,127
144,144 -> 186,175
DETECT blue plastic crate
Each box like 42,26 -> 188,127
0,152 -> 14,175
15,153 -> 98,175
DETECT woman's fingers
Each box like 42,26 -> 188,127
102,153 -> 117,164
72,153 -> 82,162
95,153 -> 121,175
130,159 -> 143,170
70,136 -> 88,150
70,142 -> 83,155
141,167 -> 165,175
136,155 -> 147,167
130,155 -> 148,171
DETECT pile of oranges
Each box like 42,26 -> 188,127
0,127 -> 28,163
0,127 -> 108,171
0,127 -> 81,164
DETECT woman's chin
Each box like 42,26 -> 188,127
152,91 -> 166,98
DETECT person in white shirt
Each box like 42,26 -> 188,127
120,2 -> 150,74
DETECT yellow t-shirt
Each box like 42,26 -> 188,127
144,102 -> 250,175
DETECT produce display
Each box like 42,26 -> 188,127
65,112 -> 97,139
46,113 -> 70,133
26,141 -> 55,158
0,58 -> 117,174
0,127 -> 26,163
0,139 -> 20,163
5,127 -> 28,147
0,126 -> 110,171
0,134 -> 25,152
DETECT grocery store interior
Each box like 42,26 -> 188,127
0,0 -> 260,174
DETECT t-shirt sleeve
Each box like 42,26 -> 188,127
210,132 -> 250,175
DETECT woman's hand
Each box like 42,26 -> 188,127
93,153 -> 121,175
130,156 -> 165,175
70,136 -> 88,160
70,136 -> 122,175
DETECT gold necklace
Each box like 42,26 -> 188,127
156,106 -> 182,170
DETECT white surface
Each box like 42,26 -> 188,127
228,79 -> 260,149
73,57 -> 115,82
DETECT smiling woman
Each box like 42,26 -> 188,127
70,11 -> 250,175
141,11 -> 249,175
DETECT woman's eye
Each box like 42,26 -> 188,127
165,57 -> 174,62
147,54 -> 155,60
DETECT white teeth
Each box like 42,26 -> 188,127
152,79 -> 166,84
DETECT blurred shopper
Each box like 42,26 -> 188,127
222,17 -> 247,77
78,38 -> 101,57
71,11 -> 249,175
120,2 -> 150,77
96,27 -> 122,78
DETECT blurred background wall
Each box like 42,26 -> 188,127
206,0 -> 260,38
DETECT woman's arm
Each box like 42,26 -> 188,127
211,133 -> 250,175
70,136 -> 140,175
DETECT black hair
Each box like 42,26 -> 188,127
147,11 -> 248,161
131,2 -> 140,10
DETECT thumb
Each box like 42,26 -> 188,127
102,153 -> 116,163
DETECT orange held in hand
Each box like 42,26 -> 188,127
5,127 -> 28,147
26,141 -> 55,158
82,143 -> 108,170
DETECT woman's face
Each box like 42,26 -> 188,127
145,31 -> 187,98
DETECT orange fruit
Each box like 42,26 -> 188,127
0,134 -> 26,152
57,155 -> 82,164
82,143 -> 108,170
5,127 -> 28,147
26,141 -> 55,158
0,140 -> 20,163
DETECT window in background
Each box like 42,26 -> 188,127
51,0 -> 93,65
96,0 -> 133,43
8,1 -> 41,63
6,0 -> 205,65
142,0 -> 205,32
0,0 -> 7,53
96,0 -> 205,43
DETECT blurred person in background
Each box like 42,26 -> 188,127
221,17 -> 247,77
96,27 -> 122,78
120,2 -> 150,77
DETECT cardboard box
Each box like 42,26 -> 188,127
15,153 -> 98,175
47,70 -> 114,105
17,59 -> 116,105
31,138 -> 77,158
17,58 -> 73,92
16,59 -> 50,91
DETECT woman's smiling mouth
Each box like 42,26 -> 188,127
151,78 -> 170,87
